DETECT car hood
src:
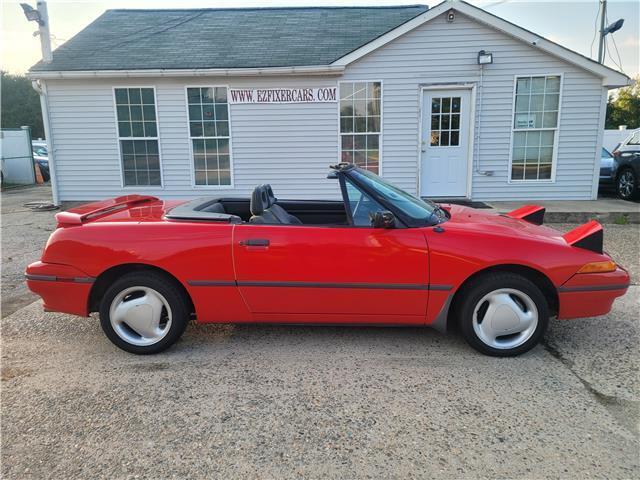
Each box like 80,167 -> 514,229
440,204 -> 566,245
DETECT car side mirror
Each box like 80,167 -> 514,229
370,210 -> 396,229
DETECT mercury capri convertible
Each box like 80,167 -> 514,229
26,163 -> 629,356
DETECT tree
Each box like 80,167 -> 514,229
606,77 -> 640,130
1,72 -> 44,139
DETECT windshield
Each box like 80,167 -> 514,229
602,148 -> 612,158
349,168 -> 440,222
33,146 -> 48,157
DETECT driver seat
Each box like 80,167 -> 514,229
249,185 -> 302,225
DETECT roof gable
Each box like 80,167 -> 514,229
332,0 -> 629,88
29,6 -> 428,73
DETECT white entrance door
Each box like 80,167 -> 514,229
420,89 -> 472,197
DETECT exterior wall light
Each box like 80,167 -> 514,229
477,50 -> 493,65
20,3 -> 44,25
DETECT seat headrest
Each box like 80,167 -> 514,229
265,184 -> 276,204
250,184 -> 274,216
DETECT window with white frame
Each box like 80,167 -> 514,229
340,82 -> 381,174
187,87 -> 231,186
115,87 -> 161,186
511,75 -> 561,181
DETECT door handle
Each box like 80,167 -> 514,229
239,238 -> 270,247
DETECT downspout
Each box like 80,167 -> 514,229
32,79 -> 59,206
474,63 -> 493,177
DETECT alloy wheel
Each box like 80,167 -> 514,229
109,286 -> 172,346
472,288 -> 539,350
618,170 -> 635,199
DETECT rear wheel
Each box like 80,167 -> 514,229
99,272 -> 189,354
456,273 -> 549,357
616,168 -> 638,200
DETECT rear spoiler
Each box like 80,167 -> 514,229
55,195 -> 158,227
562,220 -> 603,254
506,205 -> 546,225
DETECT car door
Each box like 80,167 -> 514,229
232,223 -> 429,324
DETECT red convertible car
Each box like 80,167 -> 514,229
26,163 -> 629,356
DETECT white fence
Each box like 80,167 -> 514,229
1,128 -> 35,185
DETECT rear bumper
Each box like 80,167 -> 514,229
25,261 -> 94,317
557,267 -> 630,319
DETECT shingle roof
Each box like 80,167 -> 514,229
30,5 -> 429,72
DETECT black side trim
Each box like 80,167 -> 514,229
239,281 -> 428,290
187,280 -> 236,287
25,274 -> 95,284
25,274 -> 57,282
186,280 -> 452,291
558,283 -> 630,292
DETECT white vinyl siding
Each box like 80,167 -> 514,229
45,76 -> 341,200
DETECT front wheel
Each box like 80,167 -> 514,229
456,273 -> 549,357
99,272 -> 190,354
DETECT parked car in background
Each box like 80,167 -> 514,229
599,148 -> 615,191
31,141 -> 50,182
611,129 -> 640,201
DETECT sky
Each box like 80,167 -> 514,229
1,0 -> 638,78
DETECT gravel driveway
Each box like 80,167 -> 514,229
1,186 -> 639,478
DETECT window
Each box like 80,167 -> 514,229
430,96 -> 461,146
340,82 -> 381,174
187,87 -> 231,186
114,87 -> 161,186
511,75 -> 561,181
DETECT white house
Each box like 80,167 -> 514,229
28,0 -> 629,204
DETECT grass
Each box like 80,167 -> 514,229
613,214 -> 630,225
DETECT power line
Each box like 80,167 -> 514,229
604,9 -> 626,74
590,1 -> 601,58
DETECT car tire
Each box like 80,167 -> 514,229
616,168 -> 639,201
456,273 -> 549,357
99,272 -> 190,354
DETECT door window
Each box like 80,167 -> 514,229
430,96 -> 461,147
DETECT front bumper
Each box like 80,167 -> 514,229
25,261 -> 94,317
557,267 -> 630,319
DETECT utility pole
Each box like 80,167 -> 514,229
597,0 -> 607,64
20,0 -> 58,204
37,1 -> 52,62
597,0 -> 624,65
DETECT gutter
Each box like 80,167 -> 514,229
27,65 -> 345,80
31,79 -> 59,206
